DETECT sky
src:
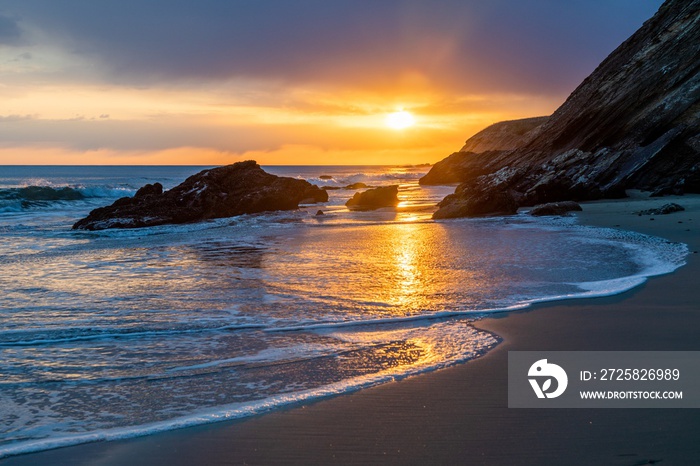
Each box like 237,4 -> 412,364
0,0 -> 664,165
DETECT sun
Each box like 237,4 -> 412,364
385,110 -> 415,130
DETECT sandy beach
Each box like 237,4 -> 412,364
3,193 -> 699,466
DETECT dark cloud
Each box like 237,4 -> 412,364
5,0 -> 663,94
0,13 -> 22,45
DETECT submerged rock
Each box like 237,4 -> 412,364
345,186 -> 399,210
73,161 -> 328,230
344,182 -> 369,190
636,203 -> 685,216
530,201 -> 583,216
430,0 -> 700,218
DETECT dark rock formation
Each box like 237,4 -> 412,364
345,186 -> 399,210
636,203 -> 685,215
430,0 -> 700,218
319,175 -> 333,180
433,186 -> 518,219
135,183 -> 163,198
530,201 -> 583,216
73,161 -> 328,230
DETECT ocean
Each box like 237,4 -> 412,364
0,165 -> 688,457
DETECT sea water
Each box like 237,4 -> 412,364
0,165 -> 688,457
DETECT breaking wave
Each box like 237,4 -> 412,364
0,185 -> 135,212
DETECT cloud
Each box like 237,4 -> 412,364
0,1 -> 666,166
0,114 -> 35,122
3,1 -> 663,94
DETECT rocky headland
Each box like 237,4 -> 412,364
419,117 -> 549,186
424,0 -> 700,218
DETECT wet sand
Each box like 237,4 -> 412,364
3,193 -> 699,465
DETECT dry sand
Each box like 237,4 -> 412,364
3,193 -> 699,466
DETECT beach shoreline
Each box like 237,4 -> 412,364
3,193 -> 699,465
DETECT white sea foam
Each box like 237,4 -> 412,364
0,321 -> 498,460
266,304 -> 529,333
301,171 -> 425,187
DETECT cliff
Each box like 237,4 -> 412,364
419,117 -> 548,186
428,0 -> 700,218
459,116 -> 550,154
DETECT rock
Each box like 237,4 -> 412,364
315,210 -> 324,216
135,182 -> 163,198
433,187 -> 518,219
345,186 -> 399,210
530,201 -> 583,216
319,175 -> 333,180
636,203 -> 685,215
73,161 -> 328,230
344,182 -> 369,189
430,0 -> 700,218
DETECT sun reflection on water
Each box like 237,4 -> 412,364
388,223 -> 425,309
263,219 -> 498,325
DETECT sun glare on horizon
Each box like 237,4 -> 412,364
385,110 -> 415,130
